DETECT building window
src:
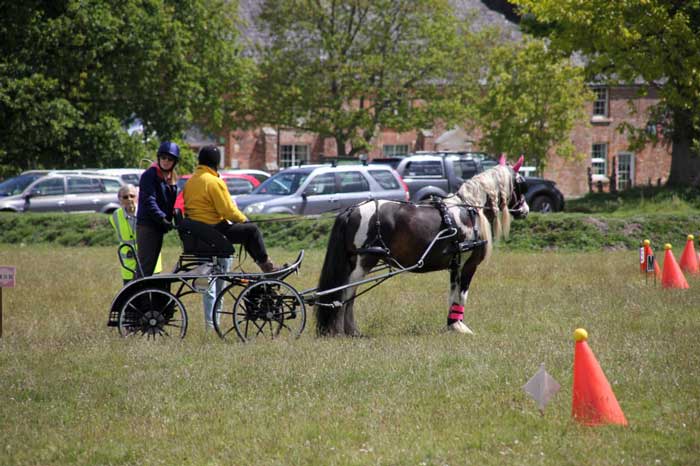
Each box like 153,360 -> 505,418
592,87 -> 608,117
280,145 -> 309,168
383,144 -> 409,157
617,153 -> 634,190
591,143 -> 608,176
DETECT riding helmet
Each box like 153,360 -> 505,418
157,141 -> 181,161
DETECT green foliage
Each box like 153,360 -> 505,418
0,0 -> 250,176
476,38 -> 592,172
244,0 -> 488,156
512,0 -> 700,185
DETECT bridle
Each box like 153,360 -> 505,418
508,171 -> 529,215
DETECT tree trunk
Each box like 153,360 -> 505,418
667,115 -> 700,187
335,135 -> 348,157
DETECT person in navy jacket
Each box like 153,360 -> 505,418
136,141 -> 180,277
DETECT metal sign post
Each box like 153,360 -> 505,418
0,266 -> 16,338
646,255 -> 656,286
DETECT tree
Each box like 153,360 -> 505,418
475,38 -> 591,173
511,0 -> 700,186
0,0 -> 249,176
245,0 -> 488,157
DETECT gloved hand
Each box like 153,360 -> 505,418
160,217 -> 174,232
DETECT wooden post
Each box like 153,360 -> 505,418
1,287 -> 3,338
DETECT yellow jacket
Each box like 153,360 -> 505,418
183,165 -> 247,225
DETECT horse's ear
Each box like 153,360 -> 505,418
512,155 -> 524,173
498,153 -> 506,166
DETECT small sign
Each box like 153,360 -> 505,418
0,266 -> 16,288
639,247 -> 645,264
646,255 -> 655,273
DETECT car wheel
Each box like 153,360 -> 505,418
531,195 -> 554,213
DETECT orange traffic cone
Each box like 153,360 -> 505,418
572,328 -> 628,426
679,235 -> 700,274
661,244 -> 689,289
643,240 -> 661,277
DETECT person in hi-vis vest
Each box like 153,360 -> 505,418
110,184 -> 162,283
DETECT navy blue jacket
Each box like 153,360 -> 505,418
137,165 -> 178,232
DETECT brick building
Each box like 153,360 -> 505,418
206,83 -> 671,199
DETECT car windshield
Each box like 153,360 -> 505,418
0,174 -> 43,196
254,171 -> 309,195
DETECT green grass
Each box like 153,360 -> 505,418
1,245 -> 698,465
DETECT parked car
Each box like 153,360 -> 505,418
220,169 -> 271,184
0,173 -> 47,197
372,152 -> 565,212
174,172 -> 262,211
92,168 -> 144,185
20,168 -> 144,185
234,164 -> 409,215
0,174 -> 124,213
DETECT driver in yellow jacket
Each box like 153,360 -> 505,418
183,145 -> 278,273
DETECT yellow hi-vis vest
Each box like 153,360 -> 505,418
110,208 -> 162,280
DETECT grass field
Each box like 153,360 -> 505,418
1,244 -> 698,465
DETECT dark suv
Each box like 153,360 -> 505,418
372,152 -> 564,212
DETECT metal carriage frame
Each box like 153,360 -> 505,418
108,247 -> 307,342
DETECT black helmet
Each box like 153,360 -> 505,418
198,145 -> 221,169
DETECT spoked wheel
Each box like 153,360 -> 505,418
215,279 -> 306,342
118,288 -> 188,339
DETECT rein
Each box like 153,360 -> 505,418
245,212 -> 339,224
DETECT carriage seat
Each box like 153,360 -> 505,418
174,209 -> 234,258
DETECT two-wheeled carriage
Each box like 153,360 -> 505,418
107,215 -> 307,342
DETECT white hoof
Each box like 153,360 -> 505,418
448,321 -> 474,335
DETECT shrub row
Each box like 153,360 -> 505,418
1,211 -> 699,252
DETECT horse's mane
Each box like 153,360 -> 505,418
446,165 -> 515,261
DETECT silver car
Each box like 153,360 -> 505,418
0,174 -> 124,213
235,164 -> 409,215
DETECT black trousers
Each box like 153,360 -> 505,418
214,221 -> 268,264
136,223 -> 164,278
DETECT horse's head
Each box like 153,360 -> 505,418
499,154 -> 529,219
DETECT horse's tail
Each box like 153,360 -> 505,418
315,209 -> 354,335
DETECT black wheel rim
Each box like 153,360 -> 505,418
118,289 -> 187,339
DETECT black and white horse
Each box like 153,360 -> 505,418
314,155 -> 529,336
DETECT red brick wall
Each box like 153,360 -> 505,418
542,86 -> 671,197
222,85 -> 671,195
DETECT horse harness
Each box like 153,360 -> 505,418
355,199 -> 487,271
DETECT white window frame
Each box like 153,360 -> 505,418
592,87 -> 609,118
591,143 -> 608,182
383,144 -> 410,157
616,152 -> 634,190
280,144 -> 310,168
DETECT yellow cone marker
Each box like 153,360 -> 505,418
574,328 -> 588,342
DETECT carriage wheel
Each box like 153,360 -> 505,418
118,288 -> 188,339
215,279 -> 306,342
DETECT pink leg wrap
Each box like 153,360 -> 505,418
448,304 -> 464,321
